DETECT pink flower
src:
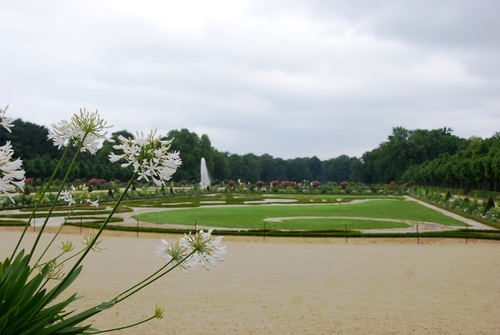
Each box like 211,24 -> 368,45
89,178 -> 100,185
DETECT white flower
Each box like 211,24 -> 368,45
59,184 -> 99,207
59,189 -> 76,206
154,239 -> 193,272
0,105 -> 14,133
82,231 -> 106,252
0,141 -> 25,202
47,108 -> 112,154
182,229 -> 226,270
109,129 -> 181,186
156,230 -> 226,274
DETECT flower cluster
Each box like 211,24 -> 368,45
0,105 -> 14,132
47,108 -> 112,154
281,180 -> 291,187
0,141 -> 25,202
0,105 -> 24,202
155,230 -> 226,273
109,129 -> 182,186
1,106 -> 227,334
88,178 -> 106,185
59,184 -> 99,207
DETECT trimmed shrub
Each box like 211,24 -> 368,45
484,196 -> 495,215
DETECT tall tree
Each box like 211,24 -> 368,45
199,134 -> 214,175
241,153 -> 261,183
167,129 -> 201,182
0,118 -> 61,160
212,150 -> 231,181
325,155 -> 351,183
286,158 -> 311,181
307,156 -> 323,180
259,154 -> 278,181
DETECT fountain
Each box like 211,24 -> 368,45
200,157 -> 211,190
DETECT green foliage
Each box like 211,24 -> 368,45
403,133 -> 500,194
409,187 -> 500,228
483,197 -> 495,215
361,127 -> 466,184
0,119 -> 61,161
7,116 -> 500,197
0,250 -> 113,335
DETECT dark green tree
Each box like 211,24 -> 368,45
212,150 -> 231,182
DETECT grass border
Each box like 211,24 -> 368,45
64,222 -> 500,241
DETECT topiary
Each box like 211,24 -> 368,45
483,196 -> 495,215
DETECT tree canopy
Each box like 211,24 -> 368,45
5,118 -> 499,193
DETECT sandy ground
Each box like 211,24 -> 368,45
1,227 -> 499,335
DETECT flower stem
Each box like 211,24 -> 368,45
50,173 -> 138,303
36,205 -> 76,265
115,250 -> 196,304
28,136 -> 88,262
10,144 -> 71,258
90,315 -> 156,334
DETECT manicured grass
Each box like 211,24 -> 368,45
265,218 -> 409,230
135,199 -> 465,230
120,193 -> 405,208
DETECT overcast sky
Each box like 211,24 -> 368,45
1,0 -> 498,160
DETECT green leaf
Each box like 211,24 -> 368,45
38,300 -> 116,335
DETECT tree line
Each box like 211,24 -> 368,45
2,118 -> 498,192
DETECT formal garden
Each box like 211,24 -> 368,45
2,186 -> 499,240
0,107 -> 499,334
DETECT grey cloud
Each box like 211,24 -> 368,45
0,0 -> 498,160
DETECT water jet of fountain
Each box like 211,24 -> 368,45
200,157 -> 211,190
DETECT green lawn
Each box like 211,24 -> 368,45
134,199 -> 465,230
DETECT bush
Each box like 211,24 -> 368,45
484,197 -> 495,215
